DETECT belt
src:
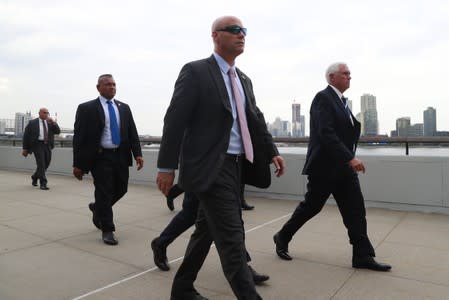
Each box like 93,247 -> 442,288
98,147 -> 119,153
225,153 -> 245,163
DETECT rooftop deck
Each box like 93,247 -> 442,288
2,169 -> 449,299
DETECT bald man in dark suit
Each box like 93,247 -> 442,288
22,108 -> 60,190
157,16 -> 285,300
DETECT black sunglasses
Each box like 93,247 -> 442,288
216,25 -> 247,36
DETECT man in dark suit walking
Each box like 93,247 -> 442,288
151,187 -> 269,286
273,62 -> 391,272
73,74 -> 144,246
157,16 -> 285,300
22,108 -> 60,190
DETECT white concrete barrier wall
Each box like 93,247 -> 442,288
1,146 -> 448,214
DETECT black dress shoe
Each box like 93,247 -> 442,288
166,185 -> 184,211
273,232 -> 292,260
88,202 -> 102,230
352,256 -> 392,272
241,200 -> 255,211
31,177 -> 38,187
102,231 -> 118,245
248,265 -> 269,285
151,238 -> 170,271
166,195 -> 175,211
193,294 -> 208,300
171,291 -> 209,300
40,185 -> 49,190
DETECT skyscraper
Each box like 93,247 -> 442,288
300,115 -> 305,137
408,123 -> 424,137
291,102 -> 301,137
396,117 -> 411,137
423,107 -> 437,136
269,117 -> 290,137
360,93 -> 378,136
14,111 -> 33,137
0,120 -> 5,134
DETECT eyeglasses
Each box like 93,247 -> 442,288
216,25 -> 247,36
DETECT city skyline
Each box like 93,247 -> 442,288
1,1 -> 448,136
2,101 -> 447,137
264,101 -> 445,137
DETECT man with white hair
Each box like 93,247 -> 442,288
273,62 -> 391,272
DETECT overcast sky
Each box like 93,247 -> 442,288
1,0 -> 448,136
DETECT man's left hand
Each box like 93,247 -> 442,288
272,155 -> 286,177
136,156 -> 144,170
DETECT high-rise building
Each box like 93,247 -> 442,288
268,117 -> 291,137
423,107 -> 437,136
292,103 -> 301,137
14,111 -> 33,137
0,118 -> 15,131
300,115 -> 305,137
396,117 -> 411,137
408,123 -> 424,137
360,93 -> 378,136
0,120 -> 5,134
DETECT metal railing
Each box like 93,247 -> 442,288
2,136 -> 449,155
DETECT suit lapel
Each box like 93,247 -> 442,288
236,68 -> 255,113
327,86 -> 354,126
207,55 -> 232,113
33,118 -> 40,139
94,97 -> 106,128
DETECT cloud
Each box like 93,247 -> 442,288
0,0 -> 448,136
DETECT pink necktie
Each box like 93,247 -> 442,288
42,120 -> 48,144
228,68 -> 254,163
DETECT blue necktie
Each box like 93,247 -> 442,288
107,100 -> 120,145
342,96 -> 354,126
342,97 -> 351,116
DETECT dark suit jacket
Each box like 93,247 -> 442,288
72,98 -> 142,173
158,55 -> 278,192
302,85 -> 361,178
22,118 -> 61,153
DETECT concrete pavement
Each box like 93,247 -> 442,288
1,169 -> 449,299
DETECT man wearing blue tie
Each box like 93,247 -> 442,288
273,62 -> 392,272
73,74 -> 144,245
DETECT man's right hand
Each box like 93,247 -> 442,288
349,158 -> 366,173
22,150 -> 28,157
73,167 -> 84,180
156,171 -> 175,196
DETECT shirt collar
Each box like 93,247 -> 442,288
99,95 -> 115,104
213,52 -> 234,75
329,84 -> 344,101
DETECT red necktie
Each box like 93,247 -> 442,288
228,68 -> 254,163
42,120 -> 48,144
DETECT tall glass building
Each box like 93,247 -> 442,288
423,107 -> 436,136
